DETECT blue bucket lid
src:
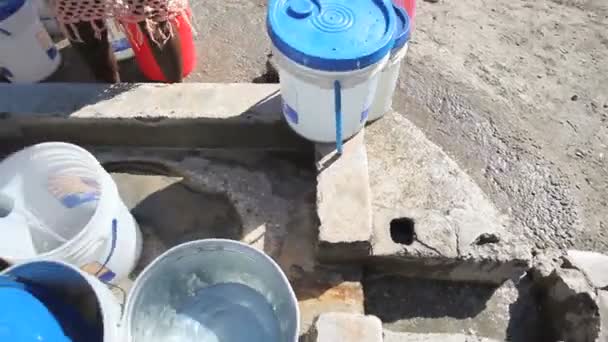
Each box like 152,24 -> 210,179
392,4 -> 411,51
0,276 -> 71,342
267,0 -> 396,72
0,0 -> 25,23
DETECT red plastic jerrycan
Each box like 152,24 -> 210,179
123,8 -> 196,82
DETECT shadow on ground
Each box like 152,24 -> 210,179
363,273 -> 544,341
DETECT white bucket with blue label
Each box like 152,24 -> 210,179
369,4 -> 411,121
0,142 -> 142,284
268,0 -> 396,146
0,0 -> 61,83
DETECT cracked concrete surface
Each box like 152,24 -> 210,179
367,113 -> 530,283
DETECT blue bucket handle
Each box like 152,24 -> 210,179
95,219 -> 117,280
334,80 -> 343,154
0,28 -> 11,36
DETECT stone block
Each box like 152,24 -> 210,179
565,250 -> 608,289
540,267 -> 602,342
307,313 -> 382,342
0,83 -> 308,150
383,331 -> 500,342
315,132 -> 373,261
365,112 -> 531,284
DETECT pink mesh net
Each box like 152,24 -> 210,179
51,0 -> 190,45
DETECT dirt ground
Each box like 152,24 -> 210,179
49,0 -> 607,253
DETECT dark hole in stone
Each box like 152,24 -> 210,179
390,217 -> 416,245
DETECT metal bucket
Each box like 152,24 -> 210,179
123,239 -> 299,342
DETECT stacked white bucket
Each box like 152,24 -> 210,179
369,4 -> 411,121
0,0 -> 60,82
268,0 -> 396,144
268,0 -> 411,146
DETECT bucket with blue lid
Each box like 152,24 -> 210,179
369,3 -> 411,121
1,260 -> 122,341
0,0 -> 60,83
267,0 -> 396,146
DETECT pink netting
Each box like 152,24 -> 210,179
51,0 -> 190,44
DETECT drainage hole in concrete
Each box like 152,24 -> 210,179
390,217 -> 416,245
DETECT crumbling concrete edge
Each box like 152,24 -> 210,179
530,250 -> 608,342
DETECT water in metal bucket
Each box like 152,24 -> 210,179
125,239 -> 299,342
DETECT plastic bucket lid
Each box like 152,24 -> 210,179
392,4 -> 410,51
0,276 -> 71,342
0,0 -> 25,22
267,0 -> 396,72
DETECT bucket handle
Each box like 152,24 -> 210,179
334,80 -> 343,154
94,218 -> 128,315
0,28 -> 11,36
95,218 -> 118,278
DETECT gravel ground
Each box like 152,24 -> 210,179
48,0 -> 608,253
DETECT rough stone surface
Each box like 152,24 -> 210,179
366,112 -> 531,284
565,250 -> 608,289
0,83 -> 308,150
97,148 -> 315,266
308,313 -> 382,342
383,330 -> 501,342
539,267 -> 602,342
315,132 -> 373,261
364,275 -> 542,341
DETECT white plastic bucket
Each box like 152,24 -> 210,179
368,43 -> 409,121
0,0 -> 61,83
123,239 -> 300,342
273,47 -> 388,143
0,142 -> 142,284
3,260 -> 122,341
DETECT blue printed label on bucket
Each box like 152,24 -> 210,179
47,175 -> 101,208
111,38 -> 131,53
81,262 -> 116,283
46,46 -> 58,60
360,108 -> 370,123
282,101 -> 299,124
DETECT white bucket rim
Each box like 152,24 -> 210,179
1,142 -> 119,261
122,238 -> 300,342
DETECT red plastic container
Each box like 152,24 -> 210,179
124,9 -> 196,82
394,0 -> 416,27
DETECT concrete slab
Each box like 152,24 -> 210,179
565,250 -> 608,289
315,132 -> 373,261
307,313 -> 383,342
383,330 -> 500,342
365,112 -> 532,284
0,83 -> 308,150
364,274 -> 542,341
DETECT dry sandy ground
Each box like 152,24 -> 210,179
50,0 -> 607,253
